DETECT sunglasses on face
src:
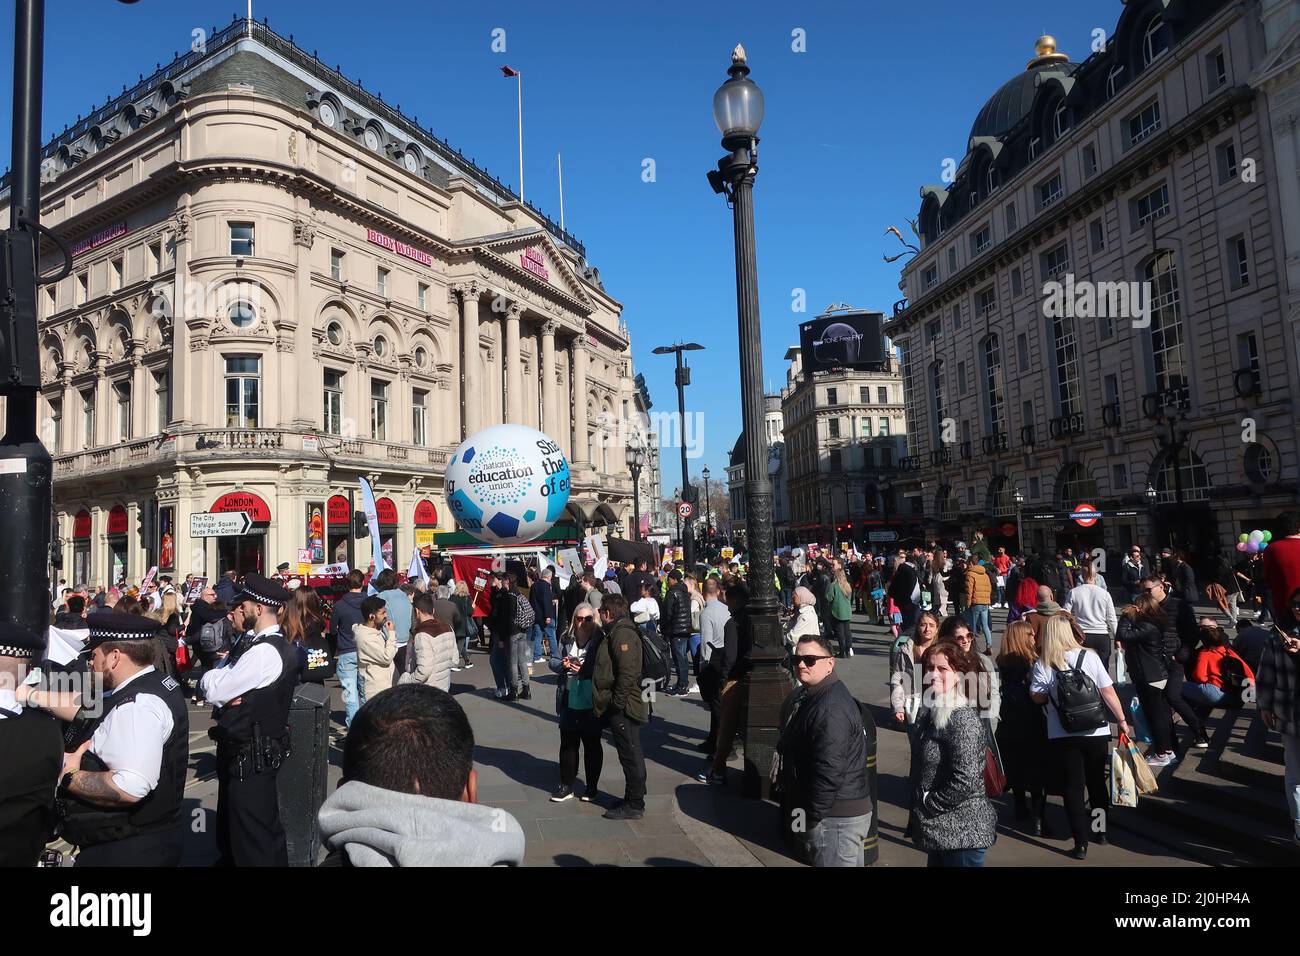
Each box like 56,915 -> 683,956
1143,586 -> 1160,593
790,654 -> 832,668
575,616 -> 594,623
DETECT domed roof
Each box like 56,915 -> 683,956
729,431 -> 747,469
968,36 -> 1078,143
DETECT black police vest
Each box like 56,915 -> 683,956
214,630 -> 298,745
0,706 -> 64,866
60,669 -> 189,848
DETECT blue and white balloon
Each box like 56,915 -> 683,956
444,424 -> 571,545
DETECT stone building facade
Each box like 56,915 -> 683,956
7,21 -> 638,586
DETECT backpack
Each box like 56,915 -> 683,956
512,592 -> 536,632
198,617 -> 231,656
1050,649 -> 1108,733
1219,651 -> 1248,708
637,623 -> 670,691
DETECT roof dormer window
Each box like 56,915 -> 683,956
1143,16 -> 1169,68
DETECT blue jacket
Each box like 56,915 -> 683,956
214,576 -> 236,606
530,579 -> 555,626
376,588 -> 413,646
330,590 -> 367,655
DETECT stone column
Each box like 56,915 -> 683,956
570,328 -> 590,469
170,208 -> 194,427
455,283 -> 482,437
504,303 -> 523,424
130,343 -> 148,438
291,211 -> 318,428
540,319 -> 557,438
94,354 -> 110,445
59,368 -> 74,454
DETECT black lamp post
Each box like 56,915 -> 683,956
702,465 -> 713,559
1144,481 -> 1159,551
1013,484 -> 1026,556
708,44 -> 787,798
626,435 -> 645,542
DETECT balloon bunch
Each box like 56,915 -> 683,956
1237,529 -> 1272,553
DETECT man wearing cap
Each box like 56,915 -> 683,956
275,561 -> 292,583
200,572 -> 299,867
0,622 -> 64,866
50,611 -> 189,866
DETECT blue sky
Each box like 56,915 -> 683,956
2,0 -> 1120,496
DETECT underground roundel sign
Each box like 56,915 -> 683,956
1071,503 -> 1100,528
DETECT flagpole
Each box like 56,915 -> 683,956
247,0 -> 252,36
516,71 -> 524,203
557,152 -> 565,231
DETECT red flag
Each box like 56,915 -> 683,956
500,64 -> 519,78
452,555 -> 497,617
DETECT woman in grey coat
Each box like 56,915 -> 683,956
909,641 -> 997,867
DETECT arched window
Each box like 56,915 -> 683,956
986,164 -> 999,196
990,476 -> 1017,517
1153,446 -> 1210,504
1052,101 -> 1070,141
1106,64 -> 1126,99
937,485 -> 960,520
1051,311 -> 1082,417
1057,462 -> 1099,507
1145,251 -> 1188,394
1143,16 -> 1169,67
983,334 -> 1006,435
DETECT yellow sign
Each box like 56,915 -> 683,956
415,529 -> 436,547
297,563 -> 312,576
721,547 -> 735,560
674,547 -> 684,561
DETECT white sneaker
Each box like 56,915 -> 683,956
848,648 -> 854,657
533,656 -> 546,664
1145,751 -> 1176,768
494,689 -> 508,699
687,684 -> 699,694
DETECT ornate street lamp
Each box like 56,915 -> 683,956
1145,481 -> 1159,550
708,45 -> 786,798
702,465 -> 713,559
626,434 -> 646,542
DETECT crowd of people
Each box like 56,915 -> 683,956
4,510 -> 1299,869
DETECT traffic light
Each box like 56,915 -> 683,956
138,499 -> 156,555
353,512 -> 369,538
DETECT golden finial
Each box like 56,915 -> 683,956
1027,34 -> 1070,69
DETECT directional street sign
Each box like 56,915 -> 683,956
677,501 -> 694,519
190,511 -> 254,537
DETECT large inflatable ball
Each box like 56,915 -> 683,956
444,424 -> 572,545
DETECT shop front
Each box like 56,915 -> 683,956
376,496 -> 398,570
414,499 -> 438,566
327,494 -> 351,565
212,490 -> 271,577
72,509 -> 91,586
107,504 -> 129,585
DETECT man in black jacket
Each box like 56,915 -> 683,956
888,551 -> 920,633
1143,576 -> 1208,749
698,583 -> 754,784
777,632 -> 870,867
660,569 -> 694,696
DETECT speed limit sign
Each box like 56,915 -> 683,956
677,501 -> 694,519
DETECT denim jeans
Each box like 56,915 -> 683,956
530,621 -> 556,660
966,604 -> 992,649
927,848 -> 986,868
1181,681 -> 1225,708
336,651 -> 360,728
671,637 -> 690,689
779,587 -> 793,611
511,632 -> 532,692
490,641 -> 510,692
802,813 -> 872,867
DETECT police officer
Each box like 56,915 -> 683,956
0,622 -> 63,867
200,572 -> 298,867
53,611 -> 189,866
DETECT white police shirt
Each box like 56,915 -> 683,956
90,666 -> 175,799
199,625 -> 286,707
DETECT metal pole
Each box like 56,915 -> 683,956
0,0 -> 54,635
675,350 -> 695,570
631,462 -> 641,542
1170,420 -> 1184,554
347,488 -> 356,571
516,73 -> 524,203
704,473 -> 711,557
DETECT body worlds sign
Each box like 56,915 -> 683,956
366,228 -> 433,267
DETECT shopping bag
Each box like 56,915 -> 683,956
1114,650 -> 1129,685
1110,741 -> 1138,808
1128,694 -> 1153,744
1124,735 -> 1160,795
982,719 -> 1006,797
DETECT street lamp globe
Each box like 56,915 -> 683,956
1013,486 -> 1025,505
712,45 -> 764,147
702,465 -> 711,480
1145,482 -> 1158,502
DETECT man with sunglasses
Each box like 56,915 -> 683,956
775,633 -> 870,867
1121,546 -> 1151,604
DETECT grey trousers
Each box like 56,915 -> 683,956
510,632 -> 531,691
802,813 -> 872,867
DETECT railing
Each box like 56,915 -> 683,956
1020,425 -> 1036,446
959,441 -> 972,460
1102,402 -> 1122,427
981,432 -> 1009,454
898,455 -> 923,473
194,429 -> 284,450
929,448 -> 953,467
1141,384 -> 1191,420
1233,367 -> 1262,398
1048,412 -> 1086,439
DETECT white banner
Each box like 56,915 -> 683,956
584,533 -> 608,581
313,561 -> 350,576
358,477 -> 386,571
555,547 -> 582,590
407,548 -> 430,588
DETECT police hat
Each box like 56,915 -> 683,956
0,621 -> 45,659
83,611 -> 164,654
236,572 -> 292,608
277,562 -> 291,572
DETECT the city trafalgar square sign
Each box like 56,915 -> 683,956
190,512 -> 256,537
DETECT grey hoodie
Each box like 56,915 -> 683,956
317,780 -> 526,866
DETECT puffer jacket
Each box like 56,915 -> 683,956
1117,614 -> 1167,685
965,564 -> 992,606
777,673 -> 870,824
785,604 -> 820,648
660,582 -> 693,638
889,639 -> 926,724
399,618 -> 457,692
909,705 -> 998,852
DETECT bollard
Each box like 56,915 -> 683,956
277,682 -> 330,867
858,701 -> 879,866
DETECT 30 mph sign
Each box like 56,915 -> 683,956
190,511 -> 254,537
677,502 -> 694,519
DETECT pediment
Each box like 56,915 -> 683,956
1252,21 -> 1300,87
477,230 -> 594,308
